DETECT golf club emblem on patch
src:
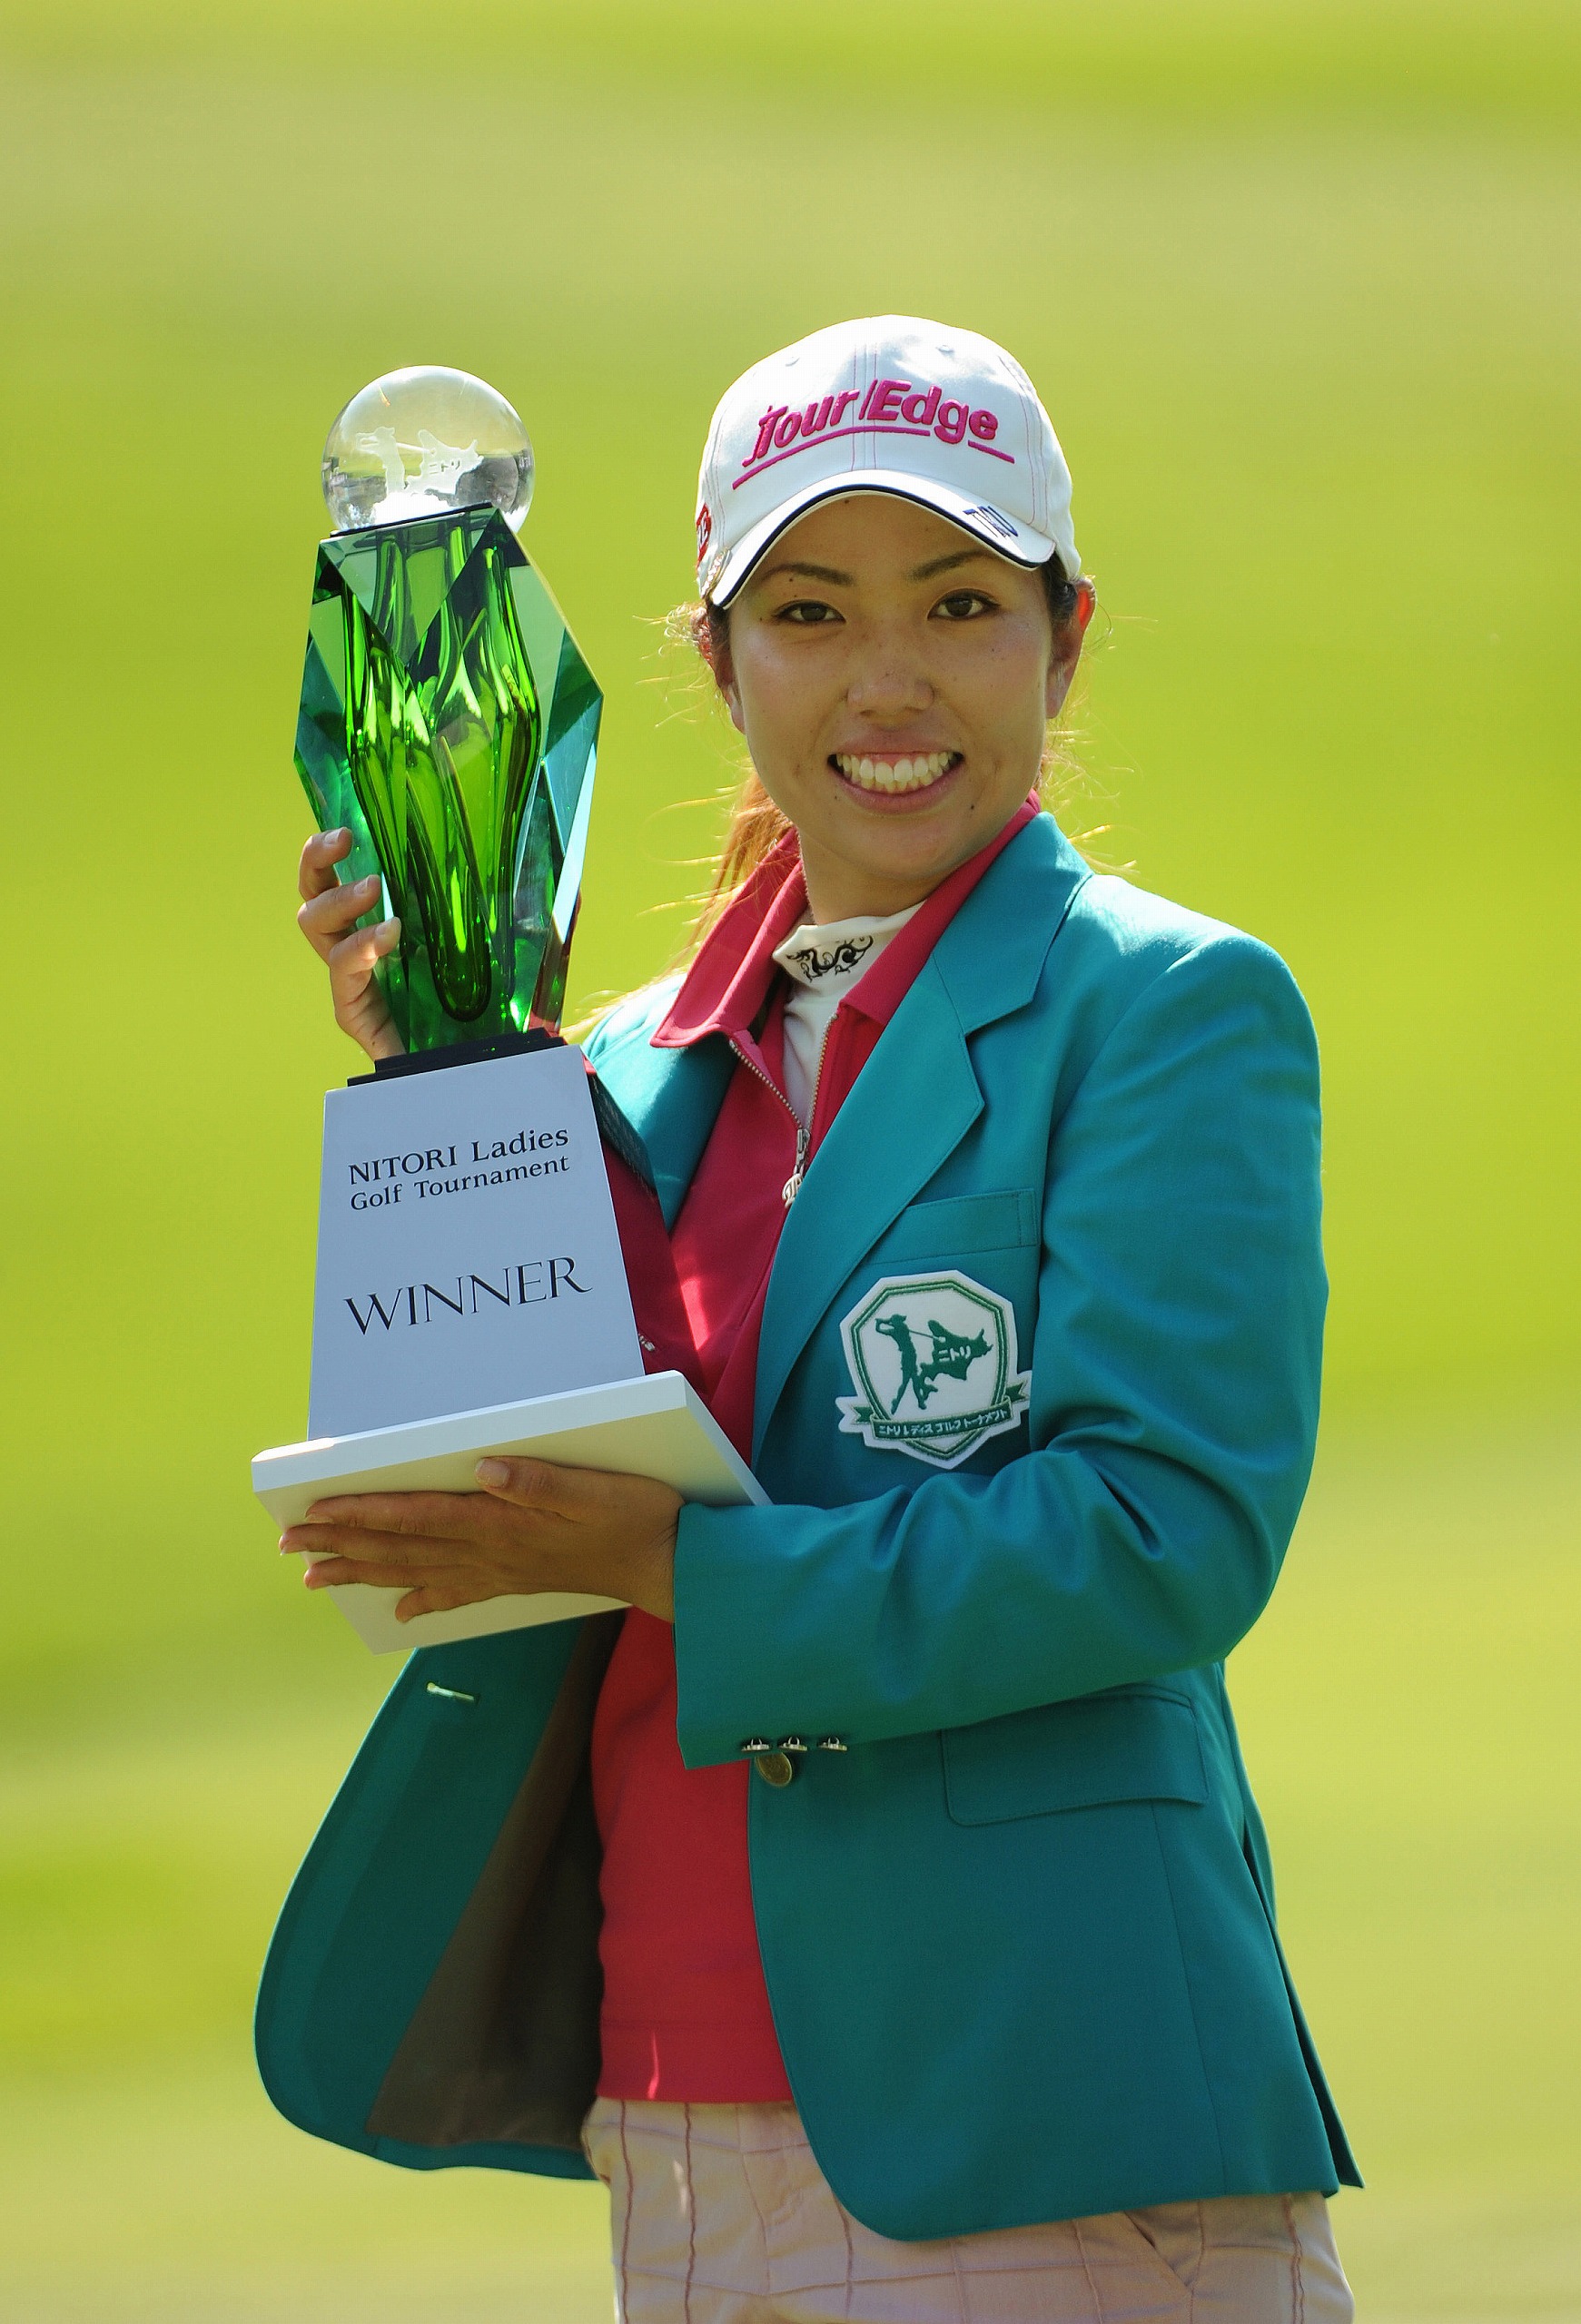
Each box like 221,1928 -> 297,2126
836,1272 -> 1031,1470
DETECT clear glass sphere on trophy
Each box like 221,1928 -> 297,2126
321,366 -> 536,534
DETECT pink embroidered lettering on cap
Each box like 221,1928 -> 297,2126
735,380 -> 996,484
748,407 -> 787,465
695,314 -> 1080,606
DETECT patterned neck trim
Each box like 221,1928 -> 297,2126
772,907 -> 920,991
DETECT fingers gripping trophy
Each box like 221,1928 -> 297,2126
252,369 -> 759,1651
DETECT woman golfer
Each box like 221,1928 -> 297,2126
267,317 -> 1359,2320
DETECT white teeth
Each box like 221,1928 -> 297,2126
835,750 -> 954,793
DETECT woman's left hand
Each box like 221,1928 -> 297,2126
282,1459 -> 682,1625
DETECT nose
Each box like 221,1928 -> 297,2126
846,630 -> 935,722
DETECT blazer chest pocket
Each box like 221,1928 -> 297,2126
943,1689 -> 1208,1826
883,1189 -> 1039,1264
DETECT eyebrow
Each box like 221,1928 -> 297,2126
752,559 -> 854,587
908,547 -> 995,580
753,547 -> 996,591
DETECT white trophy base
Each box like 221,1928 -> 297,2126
252,1370 -> 764,1654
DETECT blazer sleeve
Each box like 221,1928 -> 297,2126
670,931 -> 1327,1765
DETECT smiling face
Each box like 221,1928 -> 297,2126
714,495 -> 1092,921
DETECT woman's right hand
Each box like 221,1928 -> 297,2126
297,828 -> 404,1064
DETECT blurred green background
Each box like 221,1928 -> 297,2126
1,2 -> 1576,2315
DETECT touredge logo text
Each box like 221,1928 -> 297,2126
736,376 -> 1014,486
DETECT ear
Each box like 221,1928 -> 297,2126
1044,579 -> 1094,720
706,625 -> 746,736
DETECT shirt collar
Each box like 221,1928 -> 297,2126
650,827 -> 807,1048
773,907 -> 919,993
834,797 -> 1039,1033
652,796 -> 1042,1050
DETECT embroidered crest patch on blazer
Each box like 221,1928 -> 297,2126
836,1270 -> 1031,1468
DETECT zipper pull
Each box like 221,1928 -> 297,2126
782,1124 -> 809,1206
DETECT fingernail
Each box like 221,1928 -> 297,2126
359,874 -> 380,893
476,1458 -> 509,1487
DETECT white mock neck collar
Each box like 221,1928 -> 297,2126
772,906 -> 919,991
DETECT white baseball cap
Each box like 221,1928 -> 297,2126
694,315 -> 1079,606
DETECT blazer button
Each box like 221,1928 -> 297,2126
753,1749 -> 796,1788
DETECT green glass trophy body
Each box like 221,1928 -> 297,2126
252,368 -> 759,1653
295,502 -> 600,1052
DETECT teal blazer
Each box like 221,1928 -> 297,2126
255,812 -> 1359,2237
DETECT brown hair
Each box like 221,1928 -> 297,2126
673,558 -> 1091,950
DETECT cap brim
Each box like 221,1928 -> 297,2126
706,468 -> 1065,606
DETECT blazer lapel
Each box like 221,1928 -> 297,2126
591,1021 -> 736,1230
753,955 -> 982,1461
751,815 -> 1091,1462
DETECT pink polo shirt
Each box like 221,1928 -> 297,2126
591,801 -> 1039,2102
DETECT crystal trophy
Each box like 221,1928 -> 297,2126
252,369 -> 760,1653
296,368 -> 598,1052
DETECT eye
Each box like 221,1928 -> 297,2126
933,589 -> 996,621
775,598 -> 843,625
